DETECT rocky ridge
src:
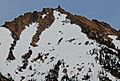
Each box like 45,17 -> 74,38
2,6 -> 120,49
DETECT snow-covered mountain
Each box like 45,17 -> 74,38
0,6 -> 120,81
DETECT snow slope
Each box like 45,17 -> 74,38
0,10 -> 120,81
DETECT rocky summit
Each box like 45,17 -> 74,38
0,6 -> 120,81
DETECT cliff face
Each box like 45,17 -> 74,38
0,6 -> 120,81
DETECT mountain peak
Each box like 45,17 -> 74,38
2,7 -> 120,48
0,7 -> 120,81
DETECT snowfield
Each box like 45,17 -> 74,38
0,10 -> 120,81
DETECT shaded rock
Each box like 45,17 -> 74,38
57,37 -> 63,45
0,73 -> 13,81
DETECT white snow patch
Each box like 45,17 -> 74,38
108,35 -> 120,49
42,14 -> 47,19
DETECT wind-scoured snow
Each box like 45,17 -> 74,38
0,10 -> 120,81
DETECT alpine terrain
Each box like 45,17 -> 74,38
0,6 -> 120,81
